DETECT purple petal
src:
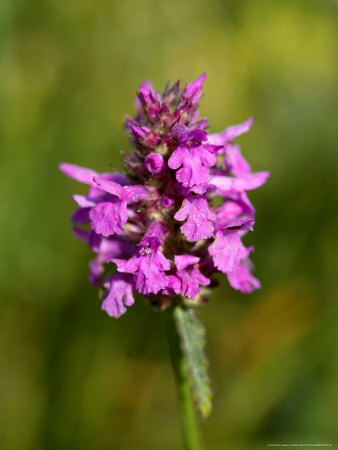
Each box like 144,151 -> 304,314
210,171 -> 270,193
208,117 -> 254,147
168,146 -> 187,170
101,274 -> 135,318
86,172 -> 130,202
190,183 -> 216,195
168,146 -> 216,188
135,251 -> 170,295
98,237 -> 135,261
171,124 -> 189,143
161,275 -> 181,296
92,177 -> 124,197
141,221 -> 169,243
179,267 -> 210,299
175,194 -> 215,241
86,234 -> 135,286
217,217 -> 255,233
114,251 -> 170,295
172,124 -> 207,147
72,207 -> 91,224
59,162 -> 97,184
72,225 -> 90,243
215,191 -> 256,221
112,256 -> 140,274
209,230 -> 251,273
123,185 -> 149,202
93,177 -> 149,203
89,200 -> 128,237
88,232 -> 102,251
99,172 -> 131,186
227,261 -> 261,293
174,254 -> 210,299
72,195 -> 96,208
175,255 -> 200,271
225,144 -> 251,176
89,257 -> 104,285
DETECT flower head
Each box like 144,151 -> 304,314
60,74 -> 269,317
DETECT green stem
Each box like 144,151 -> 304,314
165,306 -> 201,450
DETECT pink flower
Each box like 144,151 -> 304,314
227,260 -> 261,293
101,274 -> 135,318
89,177 -> 149,237
209,219 -> 254,274
112,222 -> 170,296
60,74 -> 268,317
174,255 -> 210,300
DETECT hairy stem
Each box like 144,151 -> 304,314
165,306 -> 201,450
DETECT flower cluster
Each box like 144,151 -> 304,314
60,74 -> 269,318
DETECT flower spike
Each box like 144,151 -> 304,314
60,74 -> 268,317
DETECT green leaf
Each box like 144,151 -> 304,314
173,306 -> 212,419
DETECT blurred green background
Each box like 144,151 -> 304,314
1,0 -> 338,449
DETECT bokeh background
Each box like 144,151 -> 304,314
1,0 -> 338,449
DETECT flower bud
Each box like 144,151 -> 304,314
161,196 -> 173,208
145,153 -> 165,174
